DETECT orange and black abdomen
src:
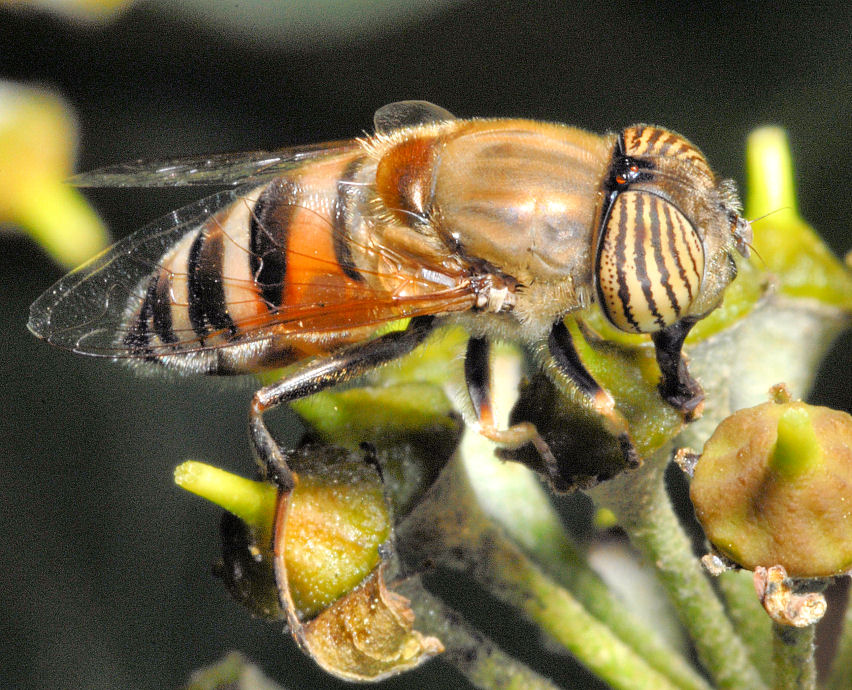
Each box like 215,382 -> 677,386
123,152 -> 378,374
121,144 -> 476,375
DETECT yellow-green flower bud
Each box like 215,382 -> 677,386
0,82 -> 108,266
275,449 -> 390,619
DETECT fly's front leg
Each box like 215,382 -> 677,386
464,336 -> 560,479
651,317 -> 703,421
250,316 -> 436,491
547,320 -> 639,468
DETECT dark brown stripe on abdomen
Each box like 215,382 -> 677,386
188,226 -> 237,341
250,179 -> 294,310
333,155 -> 366,282
124,275 -> 157,357
151,271 -> 179,344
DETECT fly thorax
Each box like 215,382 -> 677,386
432,121 -> 613,285
374,135 -> 440,227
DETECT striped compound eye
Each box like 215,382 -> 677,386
595,190 -> 704,334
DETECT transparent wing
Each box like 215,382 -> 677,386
29,183 -> 475,360
28,184 -> 261,353
69,101 -> 457,187
70,139 -> 361,187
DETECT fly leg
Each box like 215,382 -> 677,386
651,317 -> 704,421
250,316 -> 436,491
464,336 -> 561,480
547,320 -> 639,468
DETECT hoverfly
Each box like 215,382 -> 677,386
29,101 -> 751,487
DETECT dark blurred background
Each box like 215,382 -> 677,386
1,2 -> 849,688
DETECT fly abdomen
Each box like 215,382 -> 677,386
123,150 -> 376,374
123,185 -> 270,371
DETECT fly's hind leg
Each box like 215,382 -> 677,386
547,320 -> 639,468
250,316 -> 436,491
464,336 -> 561,481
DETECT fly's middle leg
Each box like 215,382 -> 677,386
250,316 -> 436,490
464,335 -> 561,481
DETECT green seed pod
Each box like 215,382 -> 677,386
175,447 -> 391,619
274,445 -> 391,620
689,386 -> 852,577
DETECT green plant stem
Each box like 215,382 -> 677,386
395,577 -> 563,690
772,622 -> 816,690
548,545 -> 709,690
461,432 -> 710,690
481,554 -> 683,690
399,459 -> 690,690
589,455 -> 767,690
716,569 -> 773,683
825,593 -> 852,690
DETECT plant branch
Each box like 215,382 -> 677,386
772,622 -> 816,690
395,577 -> 563,690
589,455 -> 767,690
459,428 -> 710,690
825,592 -> 852,690
399,458 -> 693,690
716,568 -> 773,683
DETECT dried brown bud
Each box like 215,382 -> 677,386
753,565 -> 827,627
291,566 -> 444,681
